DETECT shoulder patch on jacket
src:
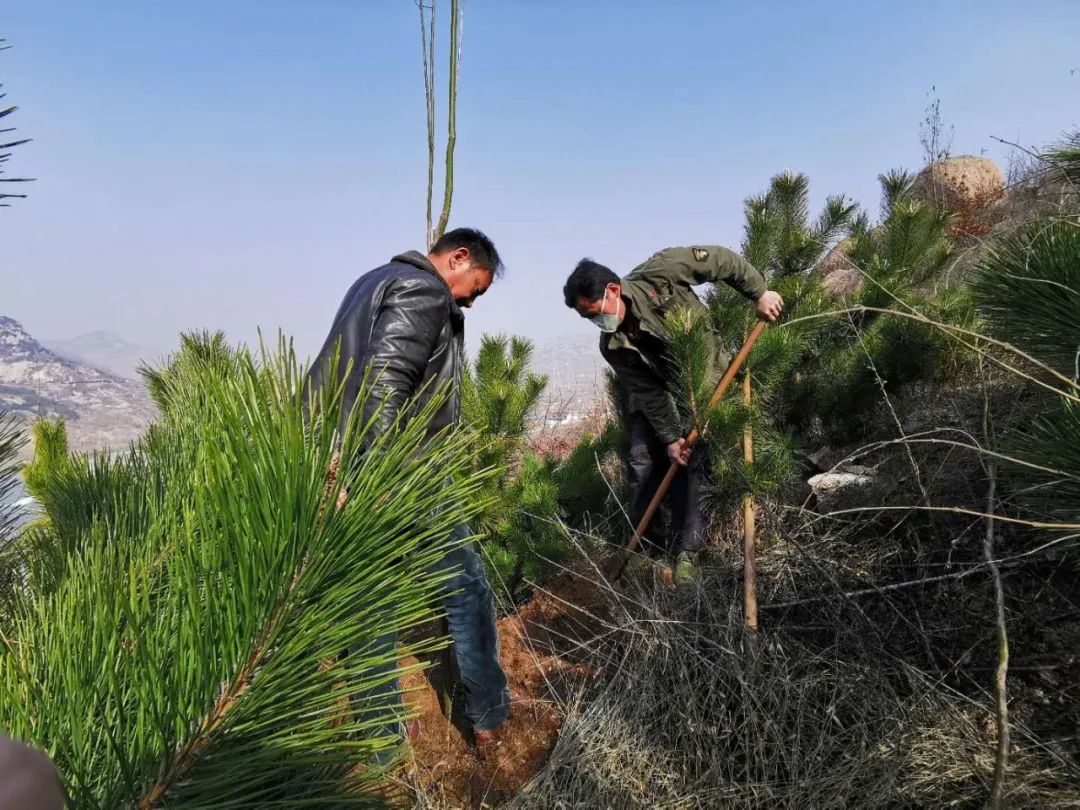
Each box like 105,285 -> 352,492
691,247 -> 709,262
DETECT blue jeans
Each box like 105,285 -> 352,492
355,527 -> 511,747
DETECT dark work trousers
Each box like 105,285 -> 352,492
627,411 -> 707,554
353,525 -> 510,763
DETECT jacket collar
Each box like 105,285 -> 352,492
603,276 -> 663,352
392,250 -> 464,319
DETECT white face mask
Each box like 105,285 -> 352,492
590,289 -> 621,332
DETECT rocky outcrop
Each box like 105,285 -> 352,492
815,237 -> 864,298
0,316 -> 156,454
913,156 -> 1005,236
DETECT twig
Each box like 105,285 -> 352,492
762,528 -> 1079,610
848,309 -> 930,505
781,305 -> 1080,404
981,352 -> 1010,808
809,504 -> 1080,532
741,350 -> 758,646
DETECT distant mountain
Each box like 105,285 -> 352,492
44,329 -> 163,380
0,316 -> 157,455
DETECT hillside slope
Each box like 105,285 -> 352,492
0,316 -> 156,454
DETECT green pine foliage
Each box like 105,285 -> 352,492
546,371 -> 629,539
0,335 -> 494,806
665,167 -> 974,505
973,217 -> 1080,524
0,412 -> 28,607
460,334 -> 570,601
661,172 -> 857,508
771,170 -> 973,437
0,412 -> 26,540
139,329 -> 249,415
1044,130 -> 1080,186
661,306 -> 798,511
741,171 -> 857,278
971,220 -> 1080,380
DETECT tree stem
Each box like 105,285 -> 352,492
982,355 -> 1009,808
742,352 -> 758,648
417,1 -> 437,248
432,0 -> 459,243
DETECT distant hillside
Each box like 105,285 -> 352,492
528,332 -> 606,422
44,329 -> 163,380
0,316 -> 156,455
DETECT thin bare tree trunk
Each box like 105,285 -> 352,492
982,363 -> 1010,808
417,1 -> 437,248
742,353 -> 758,648
432,0 -> 460,243
417,1 -> 463,719
985,459 -> 1009,808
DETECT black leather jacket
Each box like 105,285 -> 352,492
306,250 -> 464,446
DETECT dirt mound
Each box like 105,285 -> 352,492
913,155 -> 1005,236
402,571 -> 610,807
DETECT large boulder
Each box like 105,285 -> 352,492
816,237 -> 854,276
815,237 -> 864,298
821,266 -> 863,298
912,156 -> 1005,236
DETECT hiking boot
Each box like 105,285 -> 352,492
673,551 -> 699,585
624,552 -> 654,577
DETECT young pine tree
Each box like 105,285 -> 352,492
0,336 -> 494,806
460,334 -> 568,602
785,169 -> 974,436
669,172 -> 854,513
972,217 -> 1080,524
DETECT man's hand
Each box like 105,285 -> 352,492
755,290 -> 784,322
666,438 -> 691,467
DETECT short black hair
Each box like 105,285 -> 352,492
431,227 -> 503,276
563,258 -> 619,308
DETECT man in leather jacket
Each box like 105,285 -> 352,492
563,246 -> 784,584
308,228 -> 511,749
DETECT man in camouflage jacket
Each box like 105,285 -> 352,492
563,246 -> 783,582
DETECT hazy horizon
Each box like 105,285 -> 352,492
3,1 -> 1078,361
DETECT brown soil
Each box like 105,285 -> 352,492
400,571 -> 610,808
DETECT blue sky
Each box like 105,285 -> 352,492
3,1 -> 1078,358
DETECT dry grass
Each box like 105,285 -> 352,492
466,376 -> 1080,808
498,547 -> 1078,809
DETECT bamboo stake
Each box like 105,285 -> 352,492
432,0 -> 460,243
613,321 -> 767,580
742,348 -> 759,644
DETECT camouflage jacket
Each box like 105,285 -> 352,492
600,246 -> 765,444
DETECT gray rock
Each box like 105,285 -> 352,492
808,469 -> 879,514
